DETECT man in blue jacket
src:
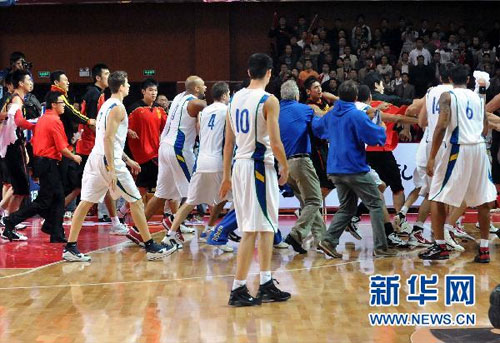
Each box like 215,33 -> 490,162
312,80 -> 397,258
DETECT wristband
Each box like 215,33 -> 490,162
479,86 -> 487,95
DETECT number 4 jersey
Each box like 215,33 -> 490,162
196,101 -> 227,173
229,88 -> 274,165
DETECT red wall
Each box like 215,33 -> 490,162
0,2 -> 497,84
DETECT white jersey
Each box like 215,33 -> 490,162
424,84 -> 454,143
444,88 -> 485,145
161,92 -> 197,152
195,101 -> 227,172
229,88 -> 274,165
92,98 -> 127,159
355,101 -> 370,112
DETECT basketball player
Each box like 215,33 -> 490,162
220,53 -> 291,306
63,71 -> 175,262
419,65 -> 496,262
167,82 -> 232,251
131,76 -> 207,248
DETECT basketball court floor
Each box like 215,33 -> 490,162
1,213 -> 499,342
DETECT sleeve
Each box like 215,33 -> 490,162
62,95 -> 91,125
356,114 -> 386,146
11,104 -> 35,130
52,120 -> 70,152
311,114 -> 329,140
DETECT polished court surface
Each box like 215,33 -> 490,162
1,214 -> 500,343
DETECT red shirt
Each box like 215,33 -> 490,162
76,85 -> 105,156
366,101 -> 408,152
127,102 -> 167,164
32,110 -> 69,160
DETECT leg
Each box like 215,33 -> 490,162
258,231 -> 274,271
403,187 -> 421,211
144,196 -> 166,221
104,192 -> 117,217
207,201 -> 227,227
129,199 -> 152,242
68,200 -> 95,242
64,188 -> 81,207
431,201 -> 447,241
234,232 -> 258,280
170,203 -> 195,233
0,186 -> 13,210
168,199 -> 179,214
392,190 -> 405,213
446,201 -> 467,225
477,203 -> 491,241
416,198 -> 431,224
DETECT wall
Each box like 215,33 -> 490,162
0,1 -> 497,84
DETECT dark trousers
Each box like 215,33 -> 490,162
8,157 -> 65,239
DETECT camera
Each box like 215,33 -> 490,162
22,60 -> 33,70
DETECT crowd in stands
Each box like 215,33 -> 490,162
267,14 -> 500,106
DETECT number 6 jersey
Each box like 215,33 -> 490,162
445,88 -> 485,145
229,88 -> 274,165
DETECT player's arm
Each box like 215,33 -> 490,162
486,93 -> 500,113
11,97 -> 35,130
308,104 -> 328,116
427,92 -> 451,177
103,105 -> 125,189
187,99 -> 207,118
417,97 -> 428,128
478,81 -> 489,137
122,152 -> 141,176
219,111 -> 235,199
322,92 -> 338,103
405,97 -> 424,118
265,96 -> 288,185
62,95 -> 95,127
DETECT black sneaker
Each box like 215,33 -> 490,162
228,285 -> 261,307
98,215 -> 111,223
63,245 -> 91,262
257,279 -> 291,303
345,220 -> 362,240
474,247 -> 490,263
317,240 -> 342,258
284,234 -> 307,254
228,231 -> 241,243
1,217 -> 15,242
146,241 -> 177,261
418,243 -> 449,260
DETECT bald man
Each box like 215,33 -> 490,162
128,76 -> 207,249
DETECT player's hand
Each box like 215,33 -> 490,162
127,159 -> 141,176
87,119 -> 96,127
127,129 -> 139,139
278,165 -> 289,186
399,129 -> 412,142
73,155 -> 82,165
426,158 -> 435,177
376,102 -> 390,111
219,178 -> 232,199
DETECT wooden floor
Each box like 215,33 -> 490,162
1,220 -> 499,343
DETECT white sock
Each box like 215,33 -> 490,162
444,224 -> 453,232
111,216 -> 120,226
260,271 -> 272,285
436,239 -> 446,245
232,279 -> 246,290
400,206 -> 409,215
3,210 -> 9,217
119,203 -> 128,214
415,221 -> 424,228
480,239 -> 489,248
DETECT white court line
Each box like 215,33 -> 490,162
0,260 -> 361,291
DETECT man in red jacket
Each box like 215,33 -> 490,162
3,92 -> 82,242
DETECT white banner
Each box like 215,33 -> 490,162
279,143 -> 420,208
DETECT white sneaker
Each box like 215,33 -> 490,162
218,244 -> 234,253
180,224 -> 196,234
63,247 -> 91,262
162,230 -> 184,250
475,222 -> 499,233
451,225 -> 475,241
408,230 -> 433,247
444,230 -> 465,252
64,211 -> 73,220
1,229 -> 28,241
14,223 -> 28,230
393,212 -> 406,230
110,222 -> 129,235
399,220 -> 413,236
274,241 -> 289,249
387,232 -> 408,247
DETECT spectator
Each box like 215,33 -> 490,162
430,31 -> 442,50
310,35 -> 323,58
335,37 -> 348,58
351,14 -> 372,42
376,55 -> 393,77
319,63 -> 331,84
295,15 -> 308,37
298,59 -> 320,87
447,34 -> 459,51
409,37 -> 432,65
409,55 -> 434,97
430,51 -> 442,83
348,69 -> 359,84
358,56 -> 376,83
295,60 -> 304,72
269,16 -> 294,56
335,57 -> 346,83
417,19 -> 430,38
297,31 -> 309,49
383,44 -> 398,66
396,51 -> 411,74
422,34 -> 436,55
401,25 -> 418,54
322,78 -> 339,95
156,94 -> 170,112
373,41 -> 385,62
299,45 -> 316,69
290,35 -> 303,58
340,46 -> 358,69
390,69 -> 403,89
279,44 -> 299,70
355,48 -> 368,69
382,74 -> 394,95
327,18 -> 345,47
351,26 -> 364,52
395,72 -> 415,100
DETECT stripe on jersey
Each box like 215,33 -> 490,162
174,147 -> 191,182
103,103 -> 118,130
449,91 -> 459,144
173,96 -> 196,151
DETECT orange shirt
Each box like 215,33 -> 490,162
298,69 -> 320,87
32,110 -> 69,160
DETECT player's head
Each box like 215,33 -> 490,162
4,72 -> 14,93
45,91 -> 66,115
51,70 -> 69,92
357,85 -> 372,104
12,69 -> 32,92
280,80 -> 300,101
92,63 -> 110,88
141,78 -> 158,104
304,76 -> 322,101
439,63 -> 452,84
449,64 -> 468,86
247,53 -> 273,83
338,80 -> 358,102
211,81 -> 230,104
186,75 -> 206,99
108,71 -> 129,96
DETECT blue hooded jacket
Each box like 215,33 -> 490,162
312,100 -> 386,174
